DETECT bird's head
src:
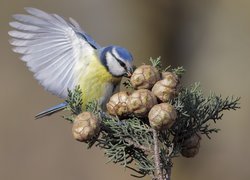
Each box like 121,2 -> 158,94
99,46 -> 133,77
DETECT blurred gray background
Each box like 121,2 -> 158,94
1,0 -> 249,180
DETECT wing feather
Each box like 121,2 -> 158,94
24,7 -> 56,21
9,21 -> 40,32
23,45 -> 69,63
9,8 -> 101,98
8,30 -> 36,39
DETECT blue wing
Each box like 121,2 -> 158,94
9,7 -> 101,98
67,17 -> 101,49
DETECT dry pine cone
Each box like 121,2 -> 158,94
148,103 -> 177,130
72,112 -> 100,142
161,71 -> 179,85
106,91 -> 130,117
181,133 -> 201,158
152,72 -> 179,102
130,65 -> 160,89
128,89 -> 157,117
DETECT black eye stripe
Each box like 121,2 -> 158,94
118,59 -> 126,68
117,59 -> 128,72
111,51 -> 128,71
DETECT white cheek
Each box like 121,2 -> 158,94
106,52 -> 125,76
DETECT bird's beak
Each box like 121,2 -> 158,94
125,66 -> 133,78
126,71 -> 132,78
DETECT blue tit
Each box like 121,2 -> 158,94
9,7 -> 133,119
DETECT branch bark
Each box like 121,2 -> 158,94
125,138 -> 152,153
152,129 -> 164,180
165,167 -> 171,180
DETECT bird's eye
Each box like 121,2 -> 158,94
117,59 -> 128,72
117,59 -> 126,68
110,51 -> 127,71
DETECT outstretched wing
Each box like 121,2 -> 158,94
9,7 -> 101,98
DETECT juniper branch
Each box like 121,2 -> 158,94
150,56 -> 162,71
124,138 -> 153,153
153,129 -> 164,180
63,58 -> 240,180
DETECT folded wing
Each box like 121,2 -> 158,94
9,7 -> 101,98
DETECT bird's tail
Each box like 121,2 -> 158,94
35,102 -> 68,119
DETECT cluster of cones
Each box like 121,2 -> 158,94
71,64 -> 201,158
107,64 -> 179,131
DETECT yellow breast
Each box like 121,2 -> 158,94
78,55 -> 121,109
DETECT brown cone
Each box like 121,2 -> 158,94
181,133 -> 201,158
128,89 -> 157,117
72,112 -> 100,142
106,91 -> 130,117
130,65 -> 160,90
148,103 -> 177,130
152,72 -> 179,102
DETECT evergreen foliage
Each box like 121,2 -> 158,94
63,58 -> 240,179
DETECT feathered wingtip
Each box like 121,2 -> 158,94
35,102 -> 67,119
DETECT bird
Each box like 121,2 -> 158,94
9,7 -> 133,119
